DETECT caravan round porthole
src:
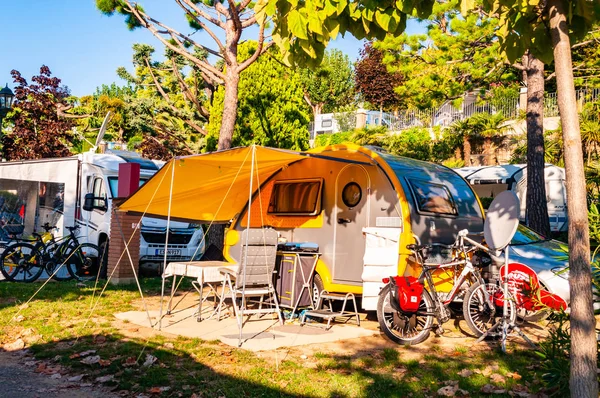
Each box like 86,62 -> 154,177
342,182 -> 362,208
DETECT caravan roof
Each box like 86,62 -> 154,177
455,164 -> 565,185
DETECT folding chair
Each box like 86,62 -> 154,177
218,228 -> 284,346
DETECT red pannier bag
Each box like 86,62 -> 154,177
387,276 -> 424,313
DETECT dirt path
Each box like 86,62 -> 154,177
0,349 -> 119,398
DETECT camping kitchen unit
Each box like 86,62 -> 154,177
454,164 -> 568,233
118,145 -> 485,310
0,152 -> 205,273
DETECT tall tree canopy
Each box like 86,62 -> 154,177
375,0 -> 518,109
300,48 -> 355,116
5,66 -> 75,160
207,42 -> 310,151
97,0 -> 272,150
354,42 -> 402,111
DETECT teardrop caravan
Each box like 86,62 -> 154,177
119,144 -> 485,310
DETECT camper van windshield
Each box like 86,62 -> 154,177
408,179 -> 457,215
107,177 -> 149,198
511,225 -> 548,245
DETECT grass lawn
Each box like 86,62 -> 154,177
0,279 -> 549,397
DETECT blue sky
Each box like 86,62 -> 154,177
1,1 -> 421,97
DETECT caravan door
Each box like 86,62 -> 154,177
333,164 -> 370,284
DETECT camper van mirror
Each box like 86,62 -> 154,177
83,193 -> 107,212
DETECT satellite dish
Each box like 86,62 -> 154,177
92,111 -> 112,151
483,190 -> 520,251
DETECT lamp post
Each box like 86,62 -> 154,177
0,84 -> 14,157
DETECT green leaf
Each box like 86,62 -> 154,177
300,39 -> 317,58
336,0 -> 348,15
375,9 -> 394,32
308,13 -> 324,35
460,0 -> 475,16
323,0 -> 338,16
288,9 -> 309,40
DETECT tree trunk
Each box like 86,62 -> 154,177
548,1 -> 598,397
524,52 -> 551,237
463,135 -> 471,166
217,67 -> 240,151
483,137 -> 493,165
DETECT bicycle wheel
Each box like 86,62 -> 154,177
377,284 -> 435,345
46,254 -> 75,282
62,243 -> 101,282
463,282 -> 517,337
1,243 -> 44,283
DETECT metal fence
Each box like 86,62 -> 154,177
379,88 -> 600,132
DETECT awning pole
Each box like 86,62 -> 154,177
159,162 -> 176,331
239,145 -> 256,346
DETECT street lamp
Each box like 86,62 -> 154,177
0,84 -> 14,127
0,84 -> 14,157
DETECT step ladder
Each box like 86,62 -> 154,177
300,291 -> 360,330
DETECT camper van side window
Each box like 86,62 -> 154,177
268,179 -> 323,215
92,178 -> 106,209
408,179 -> 457,216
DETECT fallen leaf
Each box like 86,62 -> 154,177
67,375 -> 86,382
24,360 -> 37,367
481,384 -> 507,394
69,353 -> 80,359
143,354 -> 157,368
95,375 -> 114,383
148,386 -> 170,393
4,338 -> 25,351
94,335 -> 107,344
35,363 -> 47,373
98,359 -> 112,367
443,380 -> 459,386
50,373 -> 62,379
80,355 -> 101,365
163,342 -> 174,349
490,373 -> 506,384
20,328 -> 34,336
437,385 -> 459,396
457,369 -> 473,378
18,303 -> 28,310
123,357 -> 137,367
79,350 -> 97,357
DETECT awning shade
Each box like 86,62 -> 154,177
118,146 -> 306,222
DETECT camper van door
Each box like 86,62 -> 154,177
333,164 -> 371,283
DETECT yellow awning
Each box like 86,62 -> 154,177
118,146 -> 306,223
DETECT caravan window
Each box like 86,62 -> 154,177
408,179 -> 457,215
268,179 -> 323,215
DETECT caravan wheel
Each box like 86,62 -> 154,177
312,273 -> 325,307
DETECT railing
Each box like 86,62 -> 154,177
315,88 -> 600,135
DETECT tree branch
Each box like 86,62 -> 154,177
144,58 -> 206,136
239,25 -> 273,72
174,0 -> 226,53
178,0 -> 225,28
125,2 -> 225,82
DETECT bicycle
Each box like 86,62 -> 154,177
0,224 -> 101,283
376,229 -> 517,345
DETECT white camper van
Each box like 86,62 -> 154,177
454,164 -> 568,233
0,151 -> 205,275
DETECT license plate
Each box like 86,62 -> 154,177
155,249 -> 182,256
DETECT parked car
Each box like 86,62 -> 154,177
486,224 -> 570,320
